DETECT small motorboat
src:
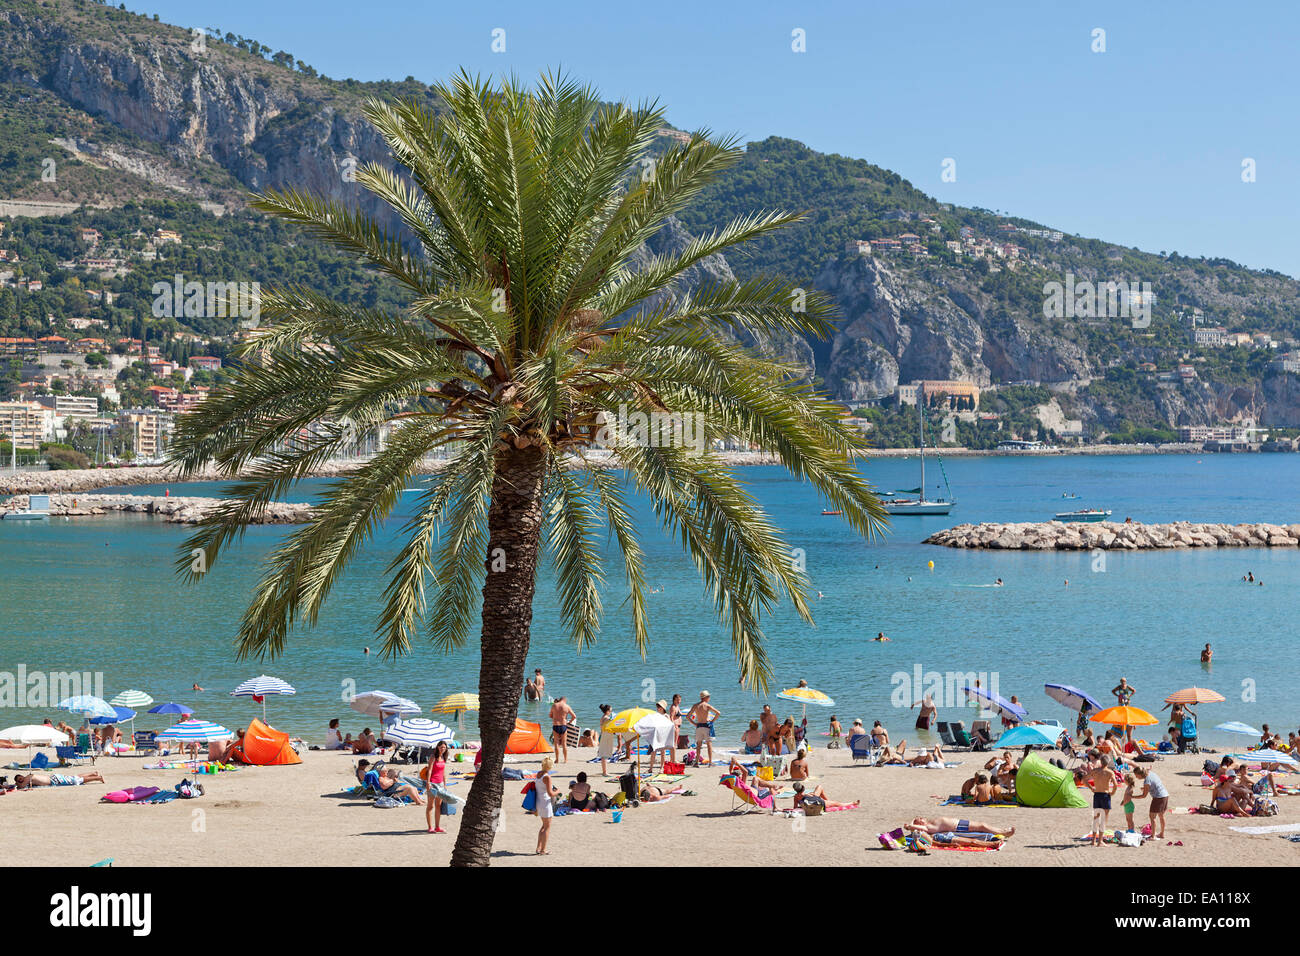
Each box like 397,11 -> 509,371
821,509 -> 843,516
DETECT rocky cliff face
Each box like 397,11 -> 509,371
814,253 -> 1086,401
4,9 -> 395,221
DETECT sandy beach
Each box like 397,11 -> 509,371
3,743 -> 1295,867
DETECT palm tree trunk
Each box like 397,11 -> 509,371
449,443 -> 548,867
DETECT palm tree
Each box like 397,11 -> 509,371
169,71 -> 885,867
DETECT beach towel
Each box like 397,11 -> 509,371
647,773 -> 688,785
1228,822 -> 1300,835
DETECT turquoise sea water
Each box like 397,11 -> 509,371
0,453 -> 1296,750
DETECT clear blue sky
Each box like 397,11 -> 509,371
140,0 -> 1298,277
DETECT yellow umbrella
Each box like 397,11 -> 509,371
604,707 -> 655,735
1090,705 -> 1158,727
430,692 -> 480,738
604,707 -> 657,780
1164,687 -> 1225,705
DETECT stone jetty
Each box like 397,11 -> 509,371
924,521 -> 1300,550
1,493 -> 312,525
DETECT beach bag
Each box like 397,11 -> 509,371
1253,799 -> 1278,817
593,791 -> 610,811
440,799 -> 458,816
521,788 -> 537,812
1117,830 -> 1142,847
801,795 -> 825,816
663,761 -> 685,776
374,796 -> 401,808
619,770 -> 639,801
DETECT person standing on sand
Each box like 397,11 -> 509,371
596,704 -> 617,776
535,756 -> 558,855
1133,766 -> 1169,840
687,691 -> 720,766
549,696 -> 575,763
1086,757 -> 1117,846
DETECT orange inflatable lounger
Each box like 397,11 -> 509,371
230,718 -> 302,766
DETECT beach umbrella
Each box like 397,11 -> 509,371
604,708 -> 673,778
0,724 -> 69,769
1214,721 -> 1261,737
230,675 -> 297,722
1044,683 -> 1101,712
349,691 -> 420,724
385,717 -> 454,750
155,720 -> 232,758
1229,749 -> 1297,767
110,689 -> 153,709
88,706 -> 136,752
776,685 -> 835,721
1164,687 -> 1225,705
995,724 -> 1062,749
430,692 -> 480,736
1090,705 -> 1158,728
962,686 -> 1027,721
147,702 -> 194,726
58,695 -> 116,721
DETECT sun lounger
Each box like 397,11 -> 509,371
847,734 -> 878,763
937,722 -> 959,748
719,774 -> 775,813
55,745 -> 90,766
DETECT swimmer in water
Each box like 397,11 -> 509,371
192,683 -> 203,692
873,632 -> 890,642
995,578 -> 1004,587
1064,579 -> 1069,587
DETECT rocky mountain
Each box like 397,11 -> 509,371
2,0 -> 1299,429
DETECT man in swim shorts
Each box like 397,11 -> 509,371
16,771 -> 105,788
903,816 -> 1015,838
1086,759 -> 1117,846
687,691 -> 720,767
549,696 -> 575,764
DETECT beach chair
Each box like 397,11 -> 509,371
133,731 -> 157,755
936,722 -> 959,748
971,720 -> 994,750
719,774 -> 775,814
847,734 -> 878,764
950,722 -> 974,749
55,745 -> 89,767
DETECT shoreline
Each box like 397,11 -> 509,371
0,443 -> 1269,498
925,520 -> 1300,550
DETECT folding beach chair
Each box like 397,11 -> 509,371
719,774 -> 775,814
936,722 -> 959,748
950,722 -> 974,749
847,734 -> 878,764
133,731 -> 157,755
55,745 -> 89,767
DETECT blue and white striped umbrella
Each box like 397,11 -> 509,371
110,689 -> 154,709
231,675 -> 296,721
155,719 -> 232,743
384,717 -> 454,749
59,695 -> 117,720
1229,749 -> 1297,766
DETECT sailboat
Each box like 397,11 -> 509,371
881,402 -> 955,516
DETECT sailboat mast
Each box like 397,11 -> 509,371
918,400 -> 926,501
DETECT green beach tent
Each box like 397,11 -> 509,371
1015,754 -> 1088,808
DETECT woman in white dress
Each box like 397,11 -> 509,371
535,756 -> 558,855
597,704 -> 617,775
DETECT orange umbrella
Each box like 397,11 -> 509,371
1164,687 -> 1225,705
1090,705 -> 1158,727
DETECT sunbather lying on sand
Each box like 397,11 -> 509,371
904,816 -> 1015,839
877,741 -> 945,766
356,760 -> 424,804
792,781 -> 858,811
16,771 -> 105,788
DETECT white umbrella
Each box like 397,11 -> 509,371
350,691 -> 420,722
230,675 -> 296,723
58,695 -> 116,721
0,724 -> 69,770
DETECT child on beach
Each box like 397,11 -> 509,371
1120,773 -> 1137,832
